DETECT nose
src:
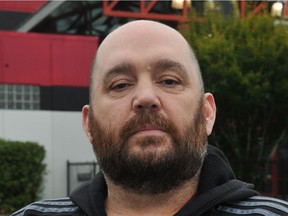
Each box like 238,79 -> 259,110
132,82 -> 161,112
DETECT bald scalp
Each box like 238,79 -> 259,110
89,20 -> 204,103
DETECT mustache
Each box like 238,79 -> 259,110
120,110 -> 177,142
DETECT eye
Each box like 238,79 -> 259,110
111,82 -> 131,91
160,79 -> 180,87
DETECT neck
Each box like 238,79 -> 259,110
104,171 -> 200,216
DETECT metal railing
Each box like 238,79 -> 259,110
66,161 -> 100,195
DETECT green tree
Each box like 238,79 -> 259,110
181,12 -> 288,190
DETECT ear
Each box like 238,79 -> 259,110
82,105 -> 93,143
203,93 -> 216,136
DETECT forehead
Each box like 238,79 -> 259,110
93,21 -> 199,85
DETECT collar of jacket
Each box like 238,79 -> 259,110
70,145 -> 259,216
175,145 -> 259,216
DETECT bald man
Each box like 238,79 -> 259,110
13,20 -> 288,216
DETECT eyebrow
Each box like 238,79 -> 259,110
103,62 -> 135,85
151,58 -> 189,80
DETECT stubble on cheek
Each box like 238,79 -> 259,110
88,110 -> 112,159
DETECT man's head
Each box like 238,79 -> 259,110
82,20 -> 216,194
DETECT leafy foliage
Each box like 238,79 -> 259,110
0,139 -> 46,213
181,12 -> 288,189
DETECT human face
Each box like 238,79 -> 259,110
82,21 -> 216,192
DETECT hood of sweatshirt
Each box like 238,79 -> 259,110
175,145 -> 259,216
70,145 -> 259,216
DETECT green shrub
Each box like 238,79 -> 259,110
181,12 -> 288,190
0,139 -> 46,214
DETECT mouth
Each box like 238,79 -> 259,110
131,125 -> 167,136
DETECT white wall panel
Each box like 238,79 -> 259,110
0,110 -> 95,199
51,111 -> 95,198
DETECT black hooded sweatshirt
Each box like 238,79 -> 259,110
12,145 -> 288,216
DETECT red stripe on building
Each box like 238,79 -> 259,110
0,1 -> 47,13
0,31 -> 98,87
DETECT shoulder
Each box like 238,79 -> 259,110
11,197 -> 83,216
217,195 -> 288,215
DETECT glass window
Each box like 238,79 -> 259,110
8,101 -> 14,109
8,85 -> 13,92
24,94 -> 30,100
24,85 -> 30,93
16,102 -> 22,109
0,84 -> 40,110
16,94 -> 22,100
24,102 -> 30,109
16,85 -> 22,93
8,93 -> 13,100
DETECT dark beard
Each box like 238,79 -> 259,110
89,100 -> 207,195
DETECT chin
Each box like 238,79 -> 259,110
127,135 -> 173,155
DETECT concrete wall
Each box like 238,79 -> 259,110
0,110 -> 95,199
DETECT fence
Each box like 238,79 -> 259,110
66,161 -> 100,195
259,159 -> 288,200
